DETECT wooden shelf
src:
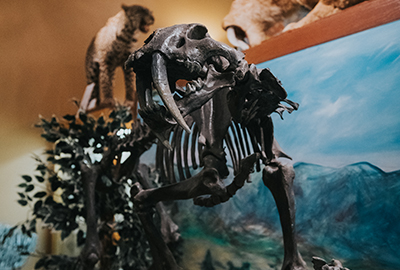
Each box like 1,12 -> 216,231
244,0 -> 400,64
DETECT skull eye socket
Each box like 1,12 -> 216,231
187,25 -> 208,40
176,38 -> 186,48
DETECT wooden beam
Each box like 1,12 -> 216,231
244,0 -> 400,64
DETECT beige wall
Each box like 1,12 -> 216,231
0,0 -> 233,266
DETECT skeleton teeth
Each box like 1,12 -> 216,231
186,82 -> 196,93
201,65 -> 208,76
185,77 -> 204,93
151,52 -> 191,133
145,88 -> 153,106
192,78 -> 203,90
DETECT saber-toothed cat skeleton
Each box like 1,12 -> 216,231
125,23 -> 305,270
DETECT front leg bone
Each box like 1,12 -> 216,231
79,164 -> 102,269
131,184 -> 182,270
133,167 -> 226,207
136,166 -> 181,244
130,166 -> 226,270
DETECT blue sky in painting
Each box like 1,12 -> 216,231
258,20 -> 400,171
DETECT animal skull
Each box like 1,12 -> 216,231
126,23 -> 248,136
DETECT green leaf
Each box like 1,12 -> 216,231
79,112 -> 88,123
50,116 -> 59,127
51,180 -> 62,192
109,110 -> 117,119
63,114 -> 76,121
18,183 -> 27,188
34,200 -> 43,213
77,230 -> 85,246
22,175 -> 32,182
35,175 -> 45,183
97,116 -> 105,126
45,149 -> 54,155
101,175 -> 113,187
93,147 -> 104,154
30,219 -> 37,232
34,191 -> 47,198
1,225 -> 17,244
34,257 -> 45,269
124,113 -> 133,123
59,127 -> 69,136
36,204 -> 49,218
41,133 -> 59,143
18,192 -> 25,199
25,184 -> 34,192
110,120 -> 121,131
36,164 -> 46,171
44,196 -> 55,205
18,199 -> 28,206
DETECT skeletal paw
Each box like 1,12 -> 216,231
139,104 -> 173,127
131,182 -> 153,211
100,97 -> 116,108
201,168 -> 226,197
194,154 -> 260,207
239,153 -> 259,174
130,182 -> 142,197
138,103 -> 176,150
312,257 -> 349,270
80,243 -> 101,268
233,153 -> 260,186
160,214 -> 181,243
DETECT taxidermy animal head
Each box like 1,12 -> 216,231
223,0 -> 365,50
78,5 -> 154,117
122,4 -> 155,34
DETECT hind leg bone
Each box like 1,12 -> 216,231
262,160 -> 306,270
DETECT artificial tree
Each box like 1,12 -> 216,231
6,105 -> 169,269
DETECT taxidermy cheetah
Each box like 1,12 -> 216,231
79,4 -> 154,116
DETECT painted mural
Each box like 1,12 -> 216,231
167,20 -> 400,270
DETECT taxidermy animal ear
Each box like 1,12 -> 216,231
121,4 -> 129,12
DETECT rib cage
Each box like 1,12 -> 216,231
156,120 -> 266,184
156,122 -> 203,184
225,122 -> 263,174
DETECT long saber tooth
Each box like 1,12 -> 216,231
136,75 -> 149,110
151,52 -> 191,134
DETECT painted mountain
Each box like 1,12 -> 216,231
173,162 -> 400,270
0,224 -> 37,270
